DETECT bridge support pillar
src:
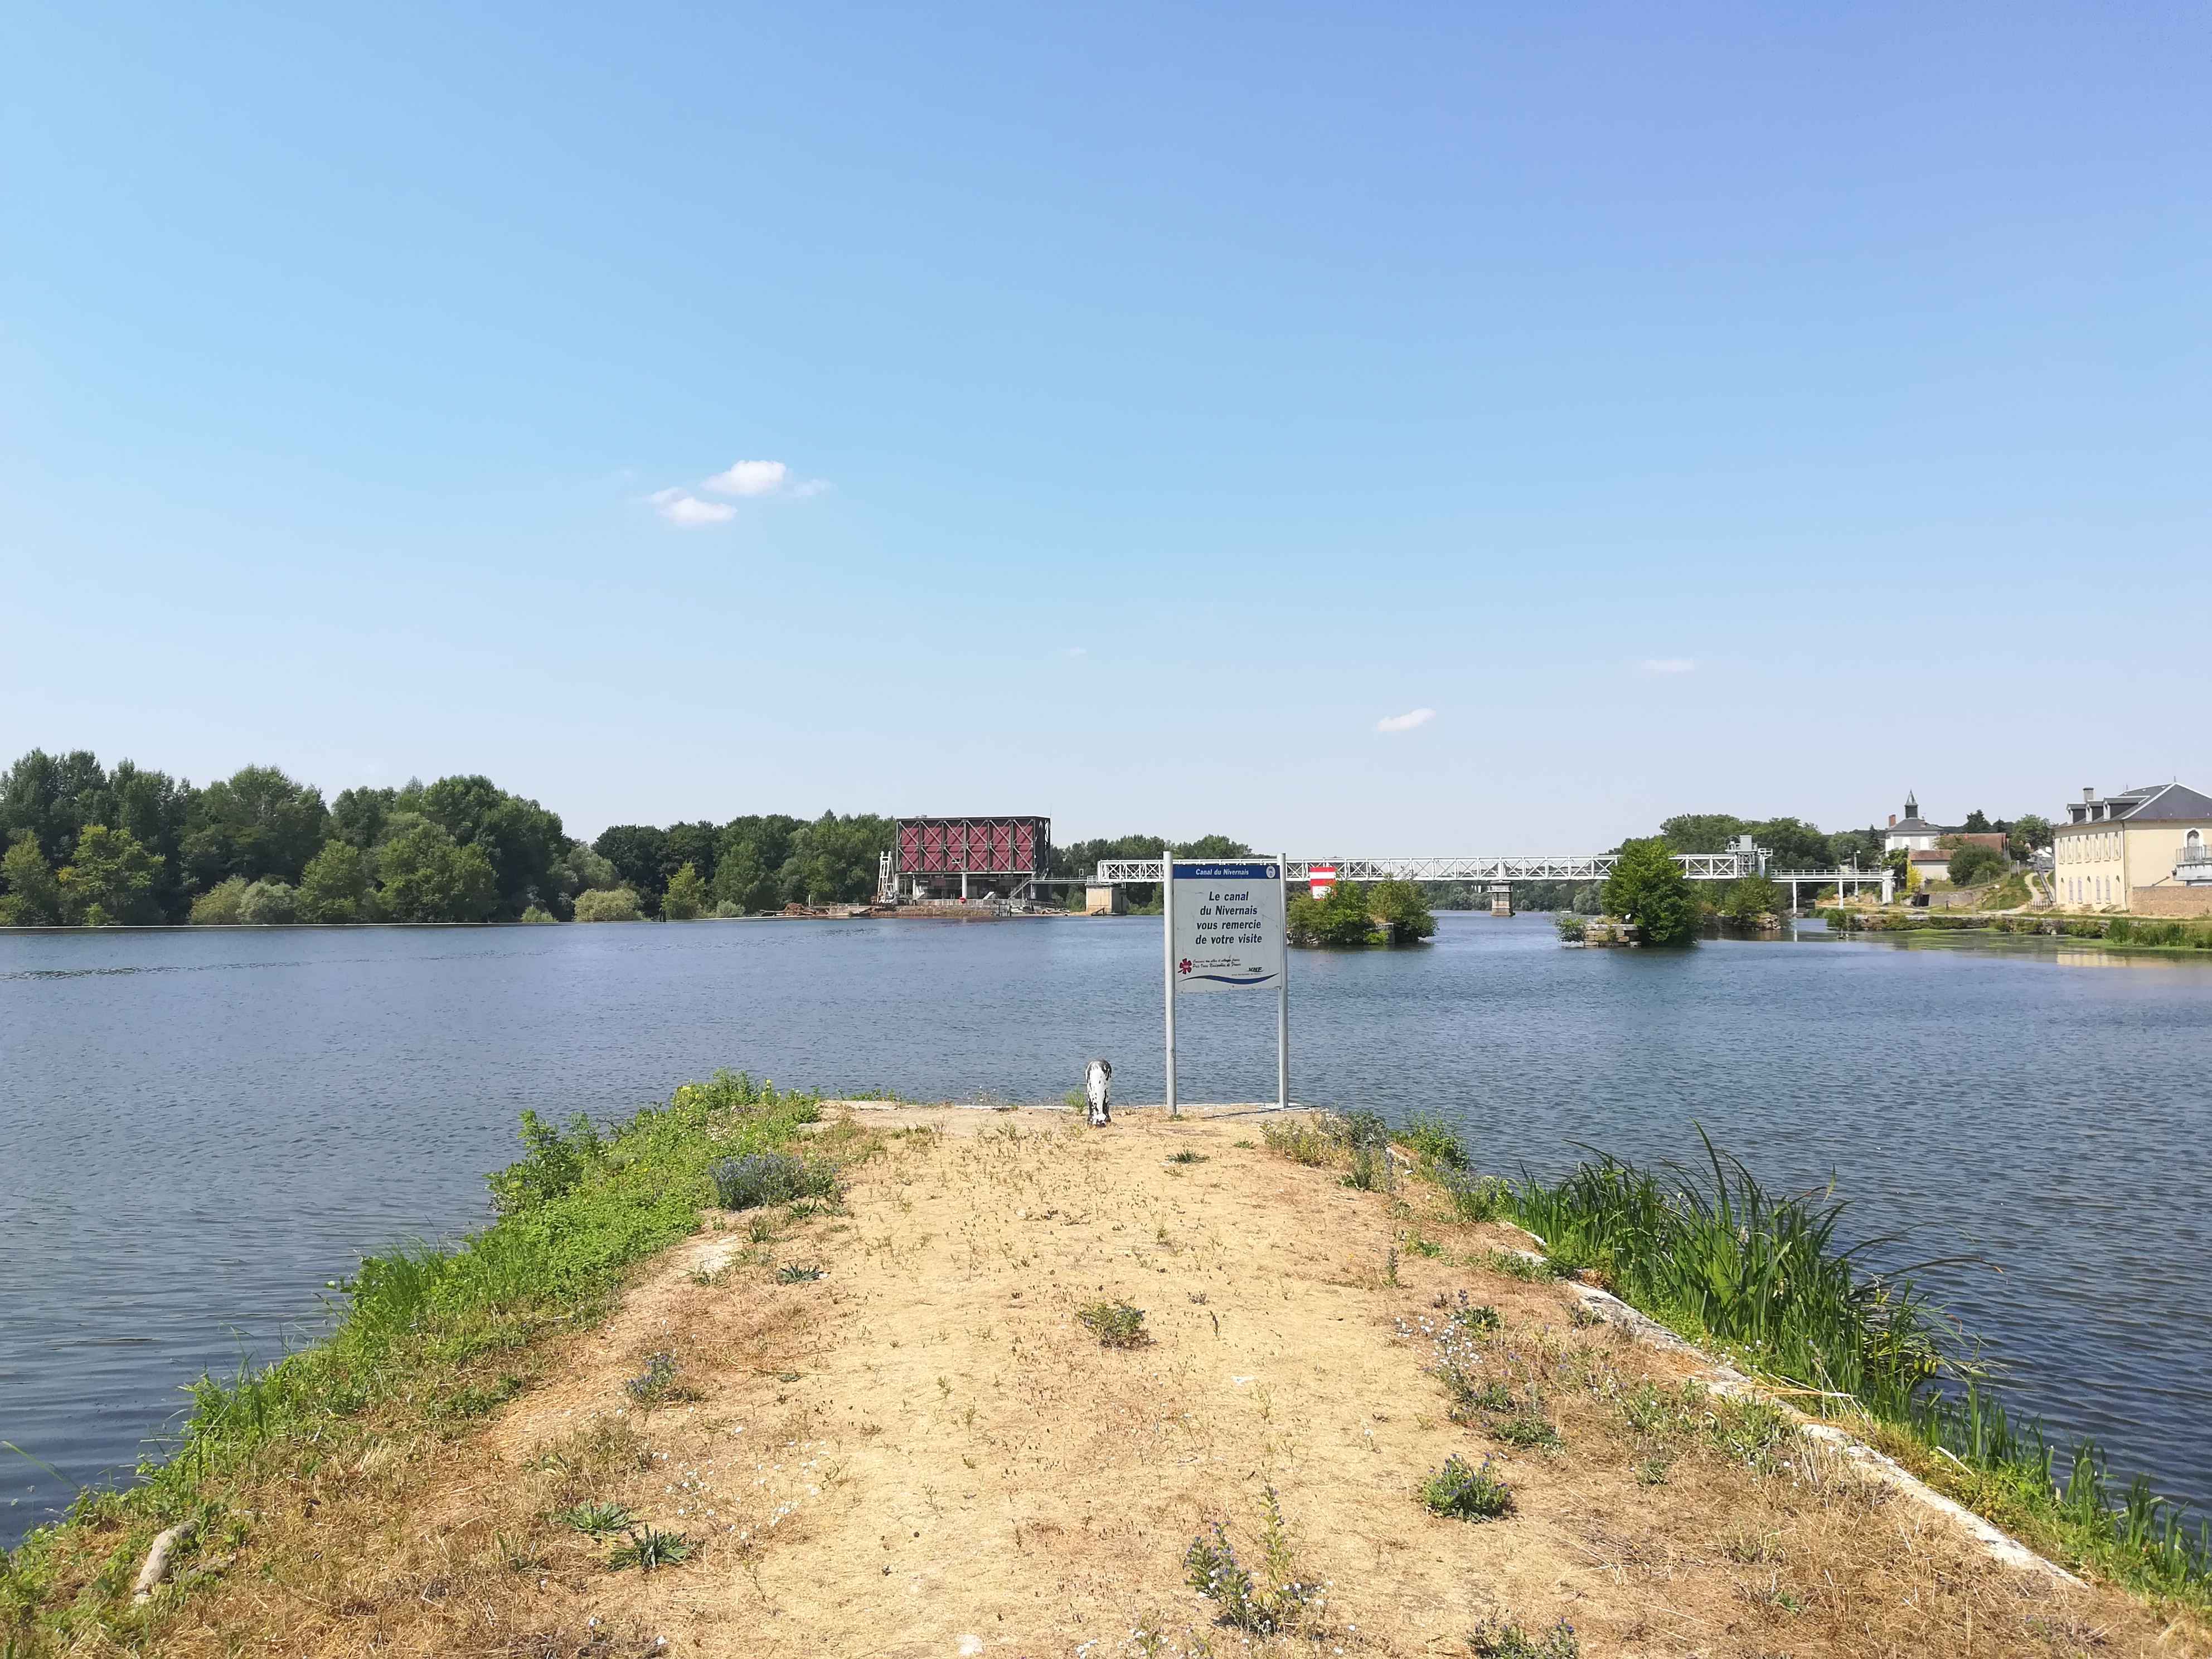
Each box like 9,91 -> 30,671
1489,882 -> 1513,918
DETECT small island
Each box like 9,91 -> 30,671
1286,877 -> 1436,947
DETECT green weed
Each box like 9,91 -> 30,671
607,1524 -> 692,1571
1182,1486 -> 1322,1636
1078,1300 -> 1149,1348
1468,1617 -> 1579,1658
557,1500 -> 637,1535
1420,1454 -> 1513,1521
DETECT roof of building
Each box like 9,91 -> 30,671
2112,783 -> 2212,823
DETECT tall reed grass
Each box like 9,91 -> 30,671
1492,1125 -> 2210,1598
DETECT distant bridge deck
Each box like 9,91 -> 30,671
1091,855 -> 1889,891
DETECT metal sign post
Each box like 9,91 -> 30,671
1162,856 -> 1288,1116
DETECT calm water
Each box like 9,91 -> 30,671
3,914 -> 2209,1546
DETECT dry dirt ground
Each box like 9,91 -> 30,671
168,1105 -> 2201,1659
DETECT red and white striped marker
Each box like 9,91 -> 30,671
1309,864 -> 1337,898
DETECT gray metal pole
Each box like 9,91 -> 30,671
1275,852 -> 1289,1110
1162,856 -> 1178,1118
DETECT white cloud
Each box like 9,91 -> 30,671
1062,646 -> 1088,658
704,459 -> 790,497
649,487 -> 736,527
1375,707 -> 1436,734
1639,657 -> 1697,676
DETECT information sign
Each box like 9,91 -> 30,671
1171,861 -> 1284,993
1161,856 -> 1289,1115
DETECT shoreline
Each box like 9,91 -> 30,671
7,1082 -> 2205,1657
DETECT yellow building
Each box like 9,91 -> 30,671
2051,783 -> 2212,913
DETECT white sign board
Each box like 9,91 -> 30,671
1171,860 -> 1284,995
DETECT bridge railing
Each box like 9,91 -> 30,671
1092,852 -> 1772,885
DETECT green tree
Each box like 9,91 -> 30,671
2009,813 -> 2054,857
662,862 -> 708,920
1288,880 -> 1380,947
1948,843 -> 2007,887
419,775 -> 566,920
1657,813 -> 1750,854
1603,838 -> 1700,947
298,840 -> 372,921
57,824 -> 164,925
1962,809 -> 1992,833
1369,879 -> 1437,940
183,765 -> 330,888
0,830 -> 66,925
1723,874 -> 1783,927
330,785 -> 397,850
661,821 -> 721,893
594,824 -> 670,910
782,811 -> 894,904
375,821 -> 497,923
0,749 -> 114,869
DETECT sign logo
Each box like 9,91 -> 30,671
1178,957 -> 1193,975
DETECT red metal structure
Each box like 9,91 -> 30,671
892,816 -> 1052,899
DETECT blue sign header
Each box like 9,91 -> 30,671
1173,861 -> 1280,881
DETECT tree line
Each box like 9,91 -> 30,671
0,748 -> 1267,927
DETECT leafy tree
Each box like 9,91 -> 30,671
1948,844 -> 2007,887
1827,827 -> 1884,869
189,877 -> 250,924
237,879 -> 300,925
1657,813 -> 1750,855
711,814 -> 802,913
0,749 -> 113,868
661,821 -> 720,893
183,765 -> 330,887
419,775 -> 566,920
1288,880 -> 1375,947
574,886 -> 643,921
102,761 -> 195,919
662,862 -> 708,920
1962,809 -> 1992,833
594,824 -> 670,909
2009,813 -> 2054,857
1723,874 -> 1783,927
0,831 -> 65,925
57,825 -> 165,925
782,811 -> 893,904
1369,879 -> 1437,940
375,821 -> 497,923
1747,817 -> 1831,870
330,785 -> 397,850
1173,835 -> 1253,859
1603,838 -> 1700,947
298,840 -> 372,921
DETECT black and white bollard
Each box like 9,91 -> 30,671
1083,1058 -> 1113,1126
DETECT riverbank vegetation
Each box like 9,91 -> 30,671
0,1071 -> 844,1653
1463,1126 -> 2211,1606
1286,877 -> 1437,947
1823,908 -> 2212,952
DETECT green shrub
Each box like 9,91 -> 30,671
709,1149 -> 836,1210
1182,1486 -> 1320,1634
189,876 -> 250,925
574,885 -> 643,922
1400,1113 -> 1468,1170
519,905 -> 558,924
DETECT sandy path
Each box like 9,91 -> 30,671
420,1103 -> 2189,1659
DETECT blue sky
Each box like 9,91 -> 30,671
4,2 -> 2205,848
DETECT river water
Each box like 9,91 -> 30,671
3,914 -> 2208,1548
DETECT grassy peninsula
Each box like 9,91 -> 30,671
6,1086 -> 2206,1657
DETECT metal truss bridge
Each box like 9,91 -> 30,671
1091,853 -> 1893,901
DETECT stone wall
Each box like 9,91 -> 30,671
2129,887 -> 2212,918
